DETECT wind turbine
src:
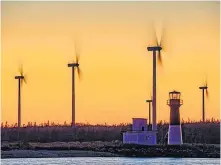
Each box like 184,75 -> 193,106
147,22 -> 166,131
15,64 -> 27,128
199,80 -> 209,122
67,43 -> 82,127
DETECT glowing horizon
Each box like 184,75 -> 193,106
1,1 -> 220,125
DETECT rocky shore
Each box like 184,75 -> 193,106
1,141 -> 220,158
1,150 -> 119,159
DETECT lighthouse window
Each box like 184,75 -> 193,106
142,126 -> 144,131
169,93 -> 173,99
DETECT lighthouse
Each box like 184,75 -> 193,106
167,90 -> 183,145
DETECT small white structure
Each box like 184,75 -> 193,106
167,90 -> 183,145
123,118 -> 157,145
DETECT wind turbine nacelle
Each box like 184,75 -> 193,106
199,86 -> 208,89
68,63 -> 79,67
15,76 -> 24,79
147,46 -> 162,52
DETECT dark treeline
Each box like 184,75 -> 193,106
1,119 -> 220,144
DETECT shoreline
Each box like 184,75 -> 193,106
1,141 -> 220,159
1,150 -> 120,159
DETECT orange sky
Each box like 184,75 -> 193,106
1,1 -> 220,125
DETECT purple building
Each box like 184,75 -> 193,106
123,118 -> 157,145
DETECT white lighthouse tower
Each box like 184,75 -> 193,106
167,90 -> 183,145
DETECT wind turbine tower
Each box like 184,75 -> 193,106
67,44 -> 82,127
15,65 -> 27,128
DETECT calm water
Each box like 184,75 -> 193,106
1,158 -> 220,165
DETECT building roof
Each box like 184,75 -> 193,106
132,118 -> 147,120
169,90 -> 180,94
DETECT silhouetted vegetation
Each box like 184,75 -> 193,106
1,119 -> 220,144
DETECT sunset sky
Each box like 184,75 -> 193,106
1,1 -> 220,125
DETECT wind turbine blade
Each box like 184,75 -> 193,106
159,26 -> 166,51
157,51 -> 163,66
74,42 -> 80,64
23,75 -> 27,84
76,53 -> 80,64
205,77 -> 209,99
150,21 -> 158,46
75,43 -> 77,61
77,67 -> 82,80
206,89 -> 209,99
19,64 -> 24,76
203,74 -> 207,86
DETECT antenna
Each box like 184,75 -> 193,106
146,99 -> 152,131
